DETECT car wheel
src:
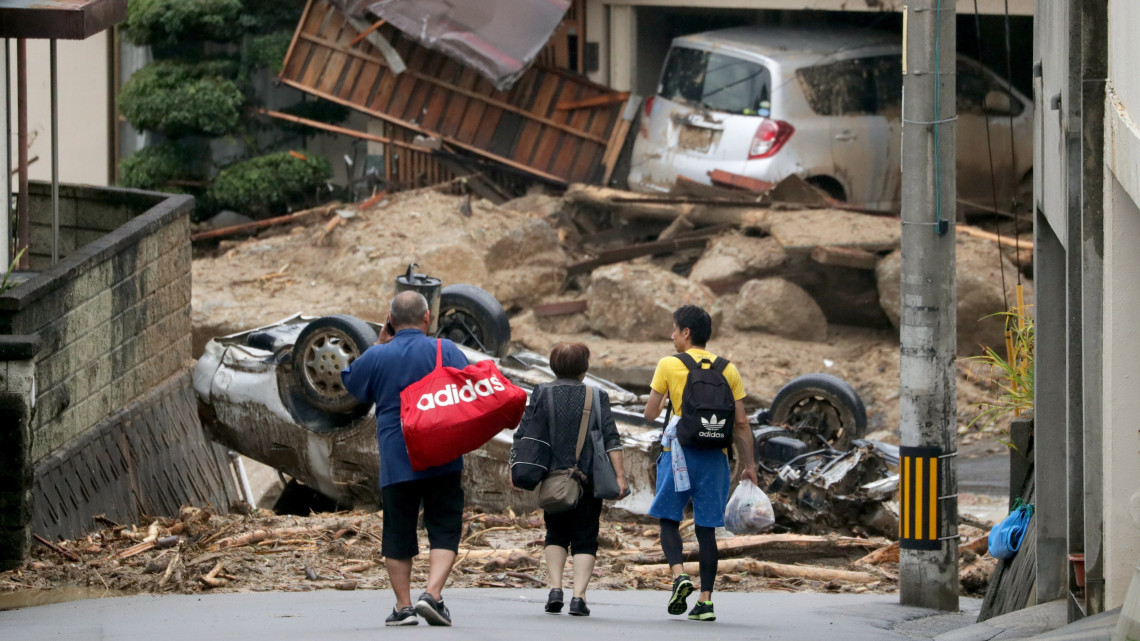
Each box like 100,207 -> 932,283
436,284 -> 512,357
292,314 -> 377,418
768,373 -> 867,450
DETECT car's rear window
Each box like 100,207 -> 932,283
659,47 -> 772,115
796,56 -> 903,116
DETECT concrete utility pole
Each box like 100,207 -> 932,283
898,0 -> 959,611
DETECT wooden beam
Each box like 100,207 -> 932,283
280,0 -> 315,83
258,108 -> 423,152
294,32 -> 611,146
556,92 -> 630,111
190,203 -> 340,242
348,18 -> 386,46
567,236 -> 710,276
709,169 -> 774,193
280,78 -> 569,186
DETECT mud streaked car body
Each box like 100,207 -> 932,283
628,26 -> 1033,214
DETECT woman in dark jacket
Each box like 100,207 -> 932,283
509,343 -> 628,617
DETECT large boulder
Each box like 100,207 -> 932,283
875,236 -> 1033,355
587,263 -> 717,341
733,278 -> 828,342
484,219 -> 566,272
689,233 -> 788,287
419,241 -> 489,288
483,219 -> 567,307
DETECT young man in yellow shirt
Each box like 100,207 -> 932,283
643,305 -> 758,622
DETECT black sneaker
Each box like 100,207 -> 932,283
568,597 -> 590,616
414,592 -> 452,626
545,588 -> 564,614
688,601 -> 716,621
667,573 -> 694,615
385,606 -> 419,626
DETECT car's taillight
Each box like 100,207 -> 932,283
749,119 -> 795,159
643,95 -> 656,118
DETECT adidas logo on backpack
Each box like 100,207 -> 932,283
673,353 -> 736,449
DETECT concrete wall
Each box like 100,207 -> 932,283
0,184 -> 238,551
13,34 -> 113,187
0,185 -> 194,462
1103,0 -> 1140,600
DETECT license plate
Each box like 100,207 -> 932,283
678,124 -> 715,153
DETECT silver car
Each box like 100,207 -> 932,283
627,26 -> 1033,214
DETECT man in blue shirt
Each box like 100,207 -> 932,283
341,291 -> 468,627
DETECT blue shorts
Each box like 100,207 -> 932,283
648,447 -> 731,528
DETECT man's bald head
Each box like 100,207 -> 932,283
389,291 -> 429,329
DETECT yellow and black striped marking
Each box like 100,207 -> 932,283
899,446 -> 942,550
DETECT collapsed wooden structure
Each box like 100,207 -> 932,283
279,0 -> 630,193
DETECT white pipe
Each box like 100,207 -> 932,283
229,450 -> 257,508
50,39 -> 59,266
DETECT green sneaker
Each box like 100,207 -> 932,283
667,574 -> 694,615
688,601 -> 716,621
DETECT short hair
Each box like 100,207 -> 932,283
549,342 -> 590,379
673,304 -> 712,346
389,291 -> 429,327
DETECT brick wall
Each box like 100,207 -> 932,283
0,182 -> 237,551
2,185 -> 193,462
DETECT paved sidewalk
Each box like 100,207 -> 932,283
0,589 -> 985,641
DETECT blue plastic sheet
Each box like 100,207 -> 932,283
988,499 -> 1034,560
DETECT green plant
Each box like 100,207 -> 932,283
243,30 -> 294,74
119,61 -> 245,138
0,247 -> 28,295
204,151 -> 332,217
119,141 -> 209,191
963,308 -> 1035,436
125,0 -> 245,46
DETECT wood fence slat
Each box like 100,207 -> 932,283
532,80 -> 584,173
280,0 -> 316,80
513,72 -> 562,165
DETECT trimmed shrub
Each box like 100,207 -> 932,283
119,61 -> 245,138
239,0 -> 309,32
244,30 -> 294,74
125,0 -> 245,46
119,140 -> 209,192
204,152 -> 333,218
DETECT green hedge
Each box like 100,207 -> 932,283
119,61 -> 245,138
119,143 -> 190,191
204,152 -> 333,217
244,30 -> 294,74
125,0 -> 245,46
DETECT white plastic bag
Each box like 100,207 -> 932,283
724,479 -> 775,535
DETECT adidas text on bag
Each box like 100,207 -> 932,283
673,353 -> 736,450
400,340 -> 527,471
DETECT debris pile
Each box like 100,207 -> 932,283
0,506 -> 994,599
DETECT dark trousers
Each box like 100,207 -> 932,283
543,485 -> 603,556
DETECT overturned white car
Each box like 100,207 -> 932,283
193,285 -> 897,534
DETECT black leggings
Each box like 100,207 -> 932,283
660,518 -> 718,593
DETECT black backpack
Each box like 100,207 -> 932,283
668,353 -> 736,449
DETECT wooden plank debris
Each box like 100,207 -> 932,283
280,0 -> 629,186
190,203 -> 341,242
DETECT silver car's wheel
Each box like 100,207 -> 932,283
292,314 -> 377,417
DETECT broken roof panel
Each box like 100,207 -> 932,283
338,0 -> 570,91
282,0 -> 630,186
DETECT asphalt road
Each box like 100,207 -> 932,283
0,588 -> 985,641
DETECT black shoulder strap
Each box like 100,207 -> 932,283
712,356 -> 730,373
674,352 -> 698,370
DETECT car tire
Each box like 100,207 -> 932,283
436,284 -> 512,357
768,373 -> 867,449
292,314 -> 377,418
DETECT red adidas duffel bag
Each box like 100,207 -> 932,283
400,340 -> 527,471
